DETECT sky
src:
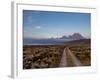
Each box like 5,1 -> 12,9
23,10 -> 91,39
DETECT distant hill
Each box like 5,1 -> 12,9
64,39 -> 90,46
60,33 -> 85,40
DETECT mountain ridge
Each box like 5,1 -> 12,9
60,33 -> 85,40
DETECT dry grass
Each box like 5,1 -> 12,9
23,45 -> 65,69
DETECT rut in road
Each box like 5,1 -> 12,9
59,48 -> 67,67
59,47 -> 82,67
66,48 -> 82,66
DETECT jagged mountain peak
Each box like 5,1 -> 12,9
60,33 -> 85,40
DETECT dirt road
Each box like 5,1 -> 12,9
59,48 -> 67,67
59,47 -> 82,67
66,47 -> 82,66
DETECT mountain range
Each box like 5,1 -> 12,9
60,33 -> 85,40
24,33 -> 86,45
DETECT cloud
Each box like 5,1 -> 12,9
35,26 -> 41,29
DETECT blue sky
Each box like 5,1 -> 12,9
23,10 -> 91,39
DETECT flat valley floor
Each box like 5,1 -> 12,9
23,39 -> 91,69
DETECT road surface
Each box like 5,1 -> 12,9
59,48 -> 67,67
59,47 -> 82,67
67,47 -> 82,66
